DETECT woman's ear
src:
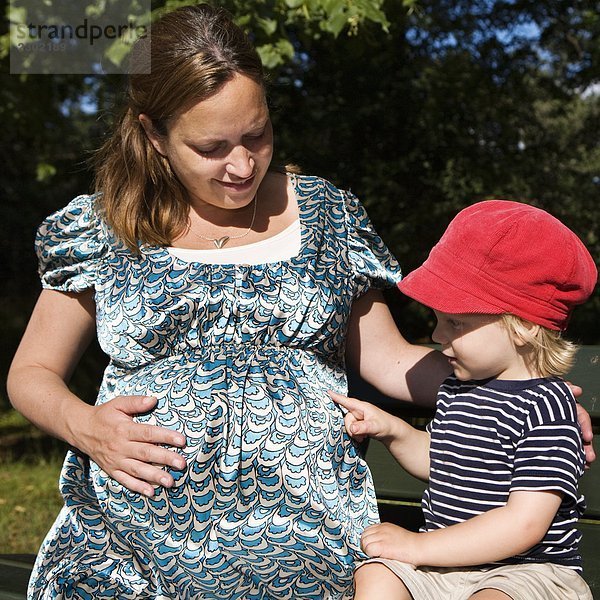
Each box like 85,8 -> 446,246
139,114 -> 167,155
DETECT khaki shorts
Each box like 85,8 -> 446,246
363,559 -> 593,600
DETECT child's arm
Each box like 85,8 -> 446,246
361,489 -> 562,566
330,391 -> 431,481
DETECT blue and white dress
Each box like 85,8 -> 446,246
29,175 -> 401,599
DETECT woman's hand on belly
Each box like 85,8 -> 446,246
80,395 -> 187,497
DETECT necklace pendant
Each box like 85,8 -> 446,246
189,195 -> 257,248
213,236 -> 230,249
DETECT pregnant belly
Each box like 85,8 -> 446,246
91,346 -> 354,534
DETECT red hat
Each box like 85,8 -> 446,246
398,200 -> 597,331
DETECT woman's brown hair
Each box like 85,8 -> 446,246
92,4 -> 265,250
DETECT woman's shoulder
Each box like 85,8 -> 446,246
38,193 -> 102,233
37,193 -> 119,245
35,193 -> 113,292
288,173 -> 353,208
291,172 -> 343,191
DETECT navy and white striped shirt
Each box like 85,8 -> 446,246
423,375 -> 586,571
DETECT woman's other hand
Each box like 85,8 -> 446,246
566,382 -> 595,468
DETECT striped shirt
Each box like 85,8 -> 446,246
423,375 -> 586,571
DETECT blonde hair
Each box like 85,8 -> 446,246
501,314 -> 578,377
92,4 -> 265,250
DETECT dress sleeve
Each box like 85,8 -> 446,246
343,189 -> 402,296
35,194 -> 108,292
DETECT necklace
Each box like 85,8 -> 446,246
189,196 -> 257,249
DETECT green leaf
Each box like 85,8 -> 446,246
104,38 -> 131,67
284,0 -> 305,8
8,6 -> 29,50
256,38 -> 295,69
256,17 -> 278,36
0,34 -> 10,59
36,163 -> 57,182
85,0 -> 107,18
322,9 -> 348,37
8,5 -> 28,26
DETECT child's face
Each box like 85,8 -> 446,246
431,311 -> 530,381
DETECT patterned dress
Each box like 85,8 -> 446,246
29,175 -> 401,599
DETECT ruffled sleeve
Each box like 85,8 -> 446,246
35,194 -> 108,292
343,189 -> 402,296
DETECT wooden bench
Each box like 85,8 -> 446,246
357,345 -> 600,594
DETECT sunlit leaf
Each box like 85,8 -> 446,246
36,163 -> 57,182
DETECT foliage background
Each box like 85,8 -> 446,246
1,0 -> 598,409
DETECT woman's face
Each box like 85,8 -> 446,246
143,73 -> 273,212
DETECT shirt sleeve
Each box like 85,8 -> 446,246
343,189 -> 402,297
35,194 -> 108,292
511,412 -> 585,504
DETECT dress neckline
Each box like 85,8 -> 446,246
142,173 -> 316,270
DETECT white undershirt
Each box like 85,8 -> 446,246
167,219 -> 301,265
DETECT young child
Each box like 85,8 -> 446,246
332,200 -> 597,600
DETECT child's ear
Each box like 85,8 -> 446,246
512,321 -> 540,347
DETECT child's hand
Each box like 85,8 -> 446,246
332,391 -> 430,480
329,391 -> 394,442
361,522 -> 419,566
